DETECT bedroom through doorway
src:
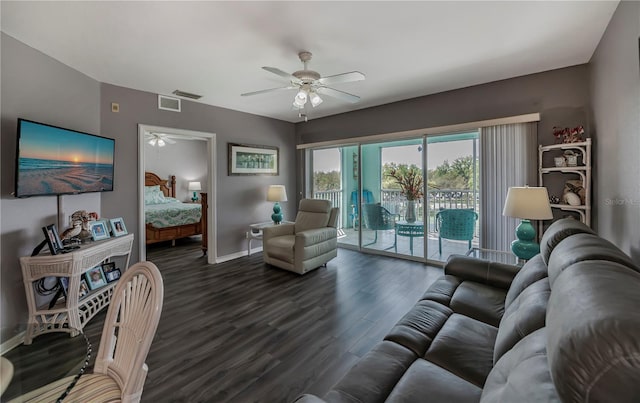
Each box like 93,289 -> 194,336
138,125 -> 217,264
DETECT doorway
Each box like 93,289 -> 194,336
137,124 -> 217,264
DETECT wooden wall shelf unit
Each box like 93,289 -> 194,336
538,139 -> 591,226
20,234 -> 134,344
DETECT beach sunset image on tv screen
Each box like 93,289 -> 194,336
16,119 -> 115,197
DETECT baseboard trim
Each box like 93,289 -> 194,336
1,331 -> 25,355
215,247 -> 263,264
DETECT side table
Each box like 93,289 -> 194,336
246,221 -> 293,256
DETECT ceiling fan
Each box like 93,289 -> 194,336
241,51 -> 365,109
145,132 -> 177,147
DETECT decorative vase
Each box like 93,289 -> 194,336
405,200 -> 417,223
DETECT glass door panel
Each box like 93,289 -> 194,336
425,132 -> 479,262
361,139 -> 424,258
310,146 -> 358,246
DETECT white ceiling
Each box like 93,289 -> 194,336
1,1 -> 618,123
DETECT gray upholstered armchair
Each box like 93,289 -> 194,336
262,199 -> 339,275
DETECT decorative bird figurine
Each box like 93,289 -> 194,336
60,220 -> 83,243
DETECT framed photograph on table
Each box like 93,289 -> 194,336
109,217 -> 128,237
90,221 -> 110,241
101,262 -> 121,283
228,143 -> 279,176
42,224 -> 64,255
79,279 -> 89,299
85,266 -> 107,290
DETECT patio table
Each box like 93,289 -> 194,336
395,221 -> 424,256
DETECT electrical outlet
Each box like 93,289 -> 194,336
111,102 -> 120,113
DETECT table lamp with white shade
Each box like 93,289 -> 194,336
188,181 -> 201,202
267,185 -> 287,224
502,186 -> 553,260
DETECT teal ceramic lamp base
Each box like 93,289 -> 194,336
271,202 -> 283,224
511,219 -> 539,260
192,191 -> 198,202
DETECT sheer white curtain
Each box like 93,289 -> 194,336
479,122 -> 537,251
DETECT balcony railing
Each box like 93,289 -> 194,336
314,188 -> 478,234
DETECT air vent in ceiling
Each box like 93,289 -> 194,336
172,89 -> 202,100
158,95 -> 181,112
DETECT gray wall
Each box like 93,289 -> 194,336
1,34 -> 295,343
295,65 -> 592,236
100,84 -> 296,261
144,139 -> 208,202
1,34 -> 102,342
589,0 -> 640,259
296,65 -> 591,148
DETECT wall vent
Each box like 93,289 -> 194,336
158,95 -> 181,112
172,89 -> 202,100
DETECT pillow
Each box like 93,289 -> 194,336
144,186 -> 167,205
145,185 -> 161,194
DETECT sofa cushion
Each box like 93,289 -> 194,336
481,328 -> 561,403
385,300 -> 453,357
386,359 -> 482,403
419,275 -> 461,306
547,233 -> 639,287
450,282 -> 506,327
504,254 -> 548,308
424,313 -> 498,387
324,341 -> 417,403
547,261 -> 640,403
494,278 -> 550,363
539,218 -> 595,265
265,235 -> 295,262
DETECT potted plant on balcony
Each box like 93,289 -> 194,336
387,164 -> 424,223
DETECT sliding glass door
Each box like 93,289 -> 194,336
306,132 -> 480,263
425,133 -> 479,262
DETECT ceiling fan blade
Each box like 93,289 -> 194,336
318,71 -> 365,86
241,86 -> 298,97
163,137 -> 177,144
262,67 -> 302,84
317,86 -> 361,103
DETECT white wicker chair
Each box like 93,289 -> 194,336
18,261 -> 164,403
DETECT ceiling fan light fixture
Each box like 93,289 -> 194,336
157,139 -> 166,147
309,91 -> 323,107
293,89 -> 308,108
148,138 -> 157,146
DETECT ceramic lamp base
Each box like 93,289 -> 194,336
271,202 -> 283,224
192,191 -> 198,202
511,219 -> 539,260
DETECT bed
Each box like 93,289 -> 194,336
145,172 -> 208,254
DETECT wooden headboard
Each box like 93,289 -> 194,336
145,172 -> 176,198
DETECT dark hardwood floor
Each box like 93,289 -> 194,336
4,238 -> 443,402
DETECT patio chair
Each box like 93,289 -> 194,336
435,208 -> 478,254
350,189 -> 374,229
362,203 -> 400,249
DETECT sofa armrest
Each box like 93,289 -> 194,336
296,227 -> 337,246
263,223 -> 294,242
444,255 -> 520,290
292,395 -> 327,403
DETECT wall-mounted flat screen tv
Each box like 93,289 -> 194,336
15,119 -> 115,198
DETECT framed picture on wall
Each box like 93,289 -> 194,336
228,143 -> 279,176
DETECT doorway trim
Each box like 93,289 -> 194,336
137,124 -> 217,264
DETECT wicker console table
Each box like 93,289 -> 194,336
20,234 -> 134,344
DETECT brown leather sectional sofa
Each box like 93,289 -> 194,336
296,218 -> 640,402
